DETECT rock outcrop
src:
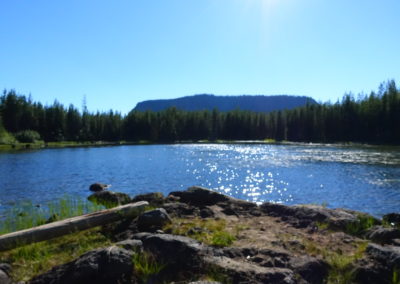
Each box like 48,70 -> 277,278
0,263 -> 11,284
88,191 -> 131,208
5,186 -> 399,283
29,247 -> 134,284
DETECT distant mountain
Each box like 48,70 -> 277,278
134,94 -> 317,113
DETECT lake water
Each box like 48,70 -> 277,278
1,143 -> 400,217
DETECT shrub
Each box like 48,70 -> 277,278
14,130 -> 41,143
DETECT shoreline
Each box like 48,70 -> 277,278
1,186 -> 400,283
1,139 -> 399,152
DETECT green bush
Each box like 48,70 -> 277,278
14,130 -> 41,143
0,117 -> 16,144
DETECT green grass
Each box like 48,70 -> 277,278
132,252 -> 166,283
0,196 -> 105,235
344,214 -> 380,236
0,227 -> 111,282
164,218 -> 236,247
302,238 -> 368,284
393,268 -> 400,284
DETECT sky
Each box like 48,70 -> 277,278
0,0 -> 399,114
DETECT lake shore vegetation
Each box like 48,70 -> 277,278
0,80 -> 399,148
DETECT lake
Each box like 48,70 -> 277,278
1,143 -> 400,217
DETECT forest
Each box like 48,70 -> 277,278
0,80 -> 399,145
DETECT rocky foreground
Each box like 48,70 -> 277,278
2,186 -> 400,284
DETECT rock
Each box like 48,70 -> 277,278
89,183 -> 110,192
116,239 -> 143,252
163,202 -> 199,217
260,203 -> 372,231
200,207 -> 215,218
289,256 -> 328,284
222,247 -> 291,268
142,233 -> 207,264
131,192 -> 165,207
366,243 -> 400,268
137,208 -> 172,232
204,256 -> 295,284
88,191 -> 131,208
102,217 -> 139,241
29,246 -> 133,284
383,213 -> 400,226
0,263 -> 11,284
352,258 -> 391,284
365,226 -> 400,244
0,270 -> 11,284
189,281 -> 222,284
168,186 -> 231,206
140,233 -> 211,280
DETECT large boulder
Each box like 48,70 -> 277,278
204,256 -> 295,284
136,233 -> 210,280
0,263 -> 11,284
289,256 -> 329,284
365,226 -> 400,244
131,192 -> 165,207
168,186 -> 231,206
352,243 -> 400,284
260,203 -> 377,231
137,208 -> 172,232
366,243 -> 400,268
29,247 -> 133,284
88,191 -> 131,208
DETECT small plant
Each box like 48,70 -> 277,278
164,218 -> 236,247
132,252 -> 165,283
316,221 -> 329,231
326,252 -> 355,284
345,214 -> 380,236
325,242 -> 367,284
211,231 -> 236,247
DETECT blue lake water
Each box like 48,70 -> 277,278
1,143 -> 400,217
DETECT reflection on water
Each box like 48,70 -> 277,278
0,143 -> 400,216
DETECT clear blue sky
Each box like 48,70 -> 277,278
0,0 -> 399,114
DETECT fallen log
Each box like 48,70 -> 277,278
0,201 -> 148,251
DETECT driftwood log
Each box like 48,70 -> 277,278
0,201 -> 148,251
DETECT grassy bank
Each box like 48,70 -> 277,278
0,196 -> 104,235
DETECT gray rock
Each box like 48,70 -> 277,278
116,239 -> 143,252
141,233 -> 210,280
260,203 -> 376,231
137,208 -> 172,232
163,202 -> 199,217
189,281 -> 222,284
366,243 -> 400,268
383,213 -> 400,226
352,258 -> 391,284
29,246 -> 133,284
0,270 -> 11,284
289,256 -> 328,284
0,263 -> 11,284
89,183 -> 110,192
365,226 -> 400,244
168,186 -> 231,206
131,192 -> 165,207
142,233 -> 207,263
204,256 -> 295,284
88,191 -> 131,208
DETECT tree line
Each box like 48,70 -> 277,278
0,80 -> 399,144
